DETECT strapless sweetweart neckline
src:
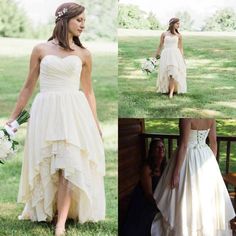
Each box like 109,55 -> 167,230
40,54 -> 83,65
164,34 -> 178,39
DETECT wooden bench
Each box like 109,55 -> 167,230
223,173 -> 236,205
223,173 -> 236,232
223,173 -> 236,186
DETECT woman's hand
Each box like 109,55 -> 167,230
171,169 -> 180,189
5,119 -> 17,132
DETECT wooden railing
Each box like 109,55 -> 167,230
142,133 -> 236,175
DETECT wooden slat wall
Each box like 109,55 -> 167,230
118,118 -> 146,226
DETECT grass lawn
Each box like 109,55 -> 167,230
0,39 -> 117,235
144,119 -> 236,173
118,34 -> 236,118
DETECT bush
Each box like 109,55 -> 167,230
147,12 -> 160,30
77,0 -> 117,41
0,0 -> 32,38
119,4 -> 160,30
202,8 -> 236,31
176,11 -> 194,31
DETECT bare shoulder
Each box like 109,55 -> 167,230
180,118 -> 191,126
161,32 -> 166,38
32,42 -> 51,58
77,47 -> 92,65
81,48 -> 91,59
177,33 -> 182,39
179,118 -> 191,131
210,119 -> 216,127
32,43 -> 43,54
34,42 -> 51,51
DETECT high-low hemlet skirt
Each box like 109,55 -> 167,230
17,90 -> 106,223
156,35 -> 187,93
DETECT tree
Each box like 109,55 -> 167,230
0,0 -> 116,41
76,0 -> 117,41
202,8 -> 236,31
176,11 -> 194,31
147,12 -> 160,30
118,4 -> 150,29
0,0 -> 31,37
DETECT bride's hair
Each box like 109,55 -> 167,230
48,2 -> 85,50
167,17 -> 180,35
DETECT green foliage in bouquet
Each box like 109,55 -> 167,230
0,110 -> 30,164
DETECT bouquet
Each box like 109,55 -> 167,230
141,56 -> 160,74
0,110 -> 30,164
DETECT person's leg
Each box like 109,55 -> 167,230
55,170 -> 72,236
168,75 -> 175,98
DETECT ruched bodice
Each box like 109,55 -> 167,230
188,129 -> 210,148
163,35 -> 178,49
39,55 -> 82,92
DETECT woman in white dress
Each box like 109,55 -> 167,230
155,18 -> 187,98
151,119 -> 235,236
6,2 -> 105,236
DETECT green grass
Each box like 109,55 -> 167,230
145,119 -> 236,173
0,40 -> 117,235
119,35 -> 236,118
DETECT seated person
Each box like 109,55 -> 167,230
121,138 -> 166,236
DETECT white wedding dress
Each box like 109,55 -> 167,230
151,129 -> 235,236
17,55 -> 106,223
156,35 -> 187,94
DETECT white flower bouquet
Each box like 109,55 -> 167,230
141,56 -> 159,74
0,110 -> 30,164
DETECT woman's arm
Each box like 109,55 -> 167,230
7,45 -> 41,123
140,165 -> 156,206
155,33 -> 165,58
80,49 -> 101,136
208,120 -> 217,156
171,119 -> 191,189
178,34 -> 184,56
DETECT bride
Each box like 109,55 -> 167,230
6,2 -> 105,236
155,18 -> 187,98
151,119 -> 235,235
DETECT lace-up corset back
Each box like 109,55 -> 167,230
163,35 -> 178,49
39,55 -> 82,92
188,129 -> 210,147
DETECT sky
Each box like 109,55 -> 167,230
14,0 -> 236,29
119,0 -> 236,29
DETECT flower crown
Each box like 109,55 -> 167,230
55,8 -> 68,22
